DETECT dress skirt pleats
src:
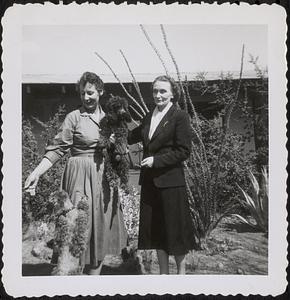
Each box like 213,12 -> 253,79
61,156 -> 128,267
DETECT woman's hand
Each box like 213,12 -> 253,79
24,158 -> 53,196
141,156 -> 154,168
24,172 -> 40,196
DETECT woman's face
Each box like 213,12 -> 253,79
153,80 -> 173,110
80,82 -> 103,113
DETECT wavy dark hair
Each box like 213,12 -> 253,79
78,71 -> 104,93
152,75 -> 181,104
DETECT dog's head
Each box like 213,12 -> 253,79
103,96 -> 132,125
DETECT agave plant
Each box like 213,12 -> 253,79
233,167 -> 268,232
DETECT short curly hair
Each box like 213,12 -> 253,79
78,72 -> 104,93
152,75 -> 181,104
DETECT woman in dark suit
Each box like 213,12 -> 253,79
128,75 -> 197,274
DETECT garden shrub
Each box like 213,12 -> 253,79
199,116 -> 256,213
22,106 -> 68,225
22,118 -> 41,225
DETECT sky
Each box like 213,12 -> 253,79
22,24 -> 267,79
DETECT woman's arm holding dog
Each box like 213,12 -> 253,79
128,112 -> 151,145
128,124 -> 143,145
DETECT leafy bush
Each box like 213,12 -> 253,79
185,61 -> 267,241
22,119 -> 41,225
119,186 -> 140,240
199,116 -> 256,212
22,106 -> 68,224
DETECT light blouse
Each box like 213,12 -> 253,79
44,106 -> 105,164
148,102 -> 173,140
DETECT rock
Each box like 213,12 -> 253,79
237,268 -> 245,275
140,250 -> 154,273
136,252 -> 146,274
253,246 -> 259,252
220,244 -> 229,252
186,254 -> 199,271
31,241 -> 52,261
31,245 -> 42,258
217,262 -> 224,270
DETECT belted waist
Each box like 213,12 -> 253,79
71,152 -> 100,157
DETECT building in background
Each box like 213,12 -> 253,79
22,71 -> 268,168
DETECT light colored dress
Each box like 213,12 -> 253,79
44,106 -> 127,266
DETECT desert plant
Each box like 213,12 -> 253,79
232,167 -> 268,232
157,26 -> 246,239
95,25 -> 268,245
241,56 -> 268,169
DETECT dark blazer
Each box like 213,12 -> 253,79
128,105 -> 191,188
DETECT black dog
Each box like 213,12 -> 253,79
99,96 -> 132,191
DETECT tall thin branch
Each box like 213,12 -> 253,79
119,49 -> 149,113
160,24 -> 187,112
140,24 -> 170,77
131,119 -> 140,127
210,44 -> 245,213
129,105 -> 144,120
224,44 -> 245,129
184,76 -> 201,135
95,51 -> 146,117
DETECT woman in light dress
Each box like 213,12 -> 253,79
25,72 -> 127,275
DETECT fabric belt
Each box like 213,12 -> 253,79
71,153 -> 98,157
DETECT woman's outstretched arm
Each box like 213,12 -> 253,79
24,111 -> 75,195
24,157 -> 53,195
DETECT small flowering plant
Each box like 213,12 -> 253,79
36,222 -> 50,240
119,186 -> 140,240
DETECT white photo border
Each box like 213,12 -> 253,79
2,2 -> 287,297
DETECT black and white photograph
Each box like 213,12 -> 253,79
2,3 -> 287,297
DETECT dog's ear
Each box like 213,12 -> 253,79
102,94 -> 118,114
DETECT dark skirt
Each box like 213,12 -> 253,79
138,177 -> 198,255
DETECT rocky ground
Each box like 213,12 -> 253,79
22,216 -> 267,276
